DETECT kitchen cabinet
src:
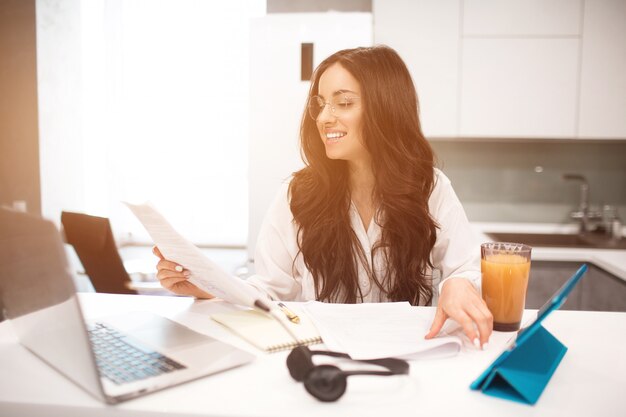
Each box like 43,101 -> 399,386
527,261 -> 583,310
580,263 -> 626,311
459,38 -> 579,137
460,0 -> 581,138
373,0 -> 626,139
527,261 -> 626,312
463,0 -> 581,36
578,0 -> 626,138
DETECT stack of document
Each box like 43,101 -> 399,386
302,301 -> 463,360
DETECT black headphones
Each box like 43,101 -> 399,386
286,345 -> 410,402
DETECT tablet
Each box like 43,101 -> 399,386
470,263 -> 588,391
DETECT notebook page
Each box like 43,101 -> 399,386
302,301 -> 462,360
211,305 -> 322,352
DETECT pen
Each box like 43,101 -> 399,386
278,302 -> 300,324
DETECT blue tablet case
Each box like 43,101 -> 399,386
470,264 -> 588,405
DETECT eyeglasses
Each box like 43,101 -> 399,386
307,94 -> 361,121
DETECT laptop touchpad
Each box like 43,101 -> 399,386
102,312 -> 215,351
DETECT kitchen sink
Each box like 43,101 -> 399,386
486,232 -> 626,250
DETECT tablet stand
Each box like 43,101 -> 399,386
477,325 -> 567,405
472,264 -> 587,405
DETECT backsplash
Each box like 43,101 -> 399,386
431,140 -> 626,223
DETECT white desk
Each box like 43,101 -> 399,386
1,293 -> 624,417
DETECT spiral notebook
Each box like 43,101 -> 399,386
211,306 -> 322,353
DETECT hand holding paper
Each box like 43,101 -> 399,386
124,202 -> 270,309
152,246 -> 214,299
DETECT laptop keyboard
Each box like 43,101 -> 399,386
88,322 -> 186,385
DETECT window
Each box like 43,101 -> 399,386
38,0 -> 265,246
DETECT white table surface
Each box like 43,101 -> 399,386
1,293 -> 625,417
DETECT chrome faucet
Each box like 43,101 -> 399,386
563,174 -> 602,234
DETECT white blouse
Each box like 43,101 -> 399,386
246,169 -> 481,305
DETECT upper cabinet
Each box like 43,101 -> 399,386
460,38 -> 579,137
463,0 -> 581,36
374,0 -> 626,139
460,0 -> 581,138
578,0 -> 626,139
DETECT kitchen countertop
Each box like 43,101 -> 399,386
472,222 -> 626,282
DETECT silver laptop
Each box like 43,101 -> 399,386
0,208 -> 254,404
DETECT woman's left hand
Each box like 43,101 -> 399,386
424,278 -> 493,348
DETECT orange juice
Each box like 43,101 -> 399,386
481,253 -> 531,331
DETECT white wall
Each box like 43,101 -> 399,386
374,0 -> 460,137
247,12 -> 372,266
37,0 -> 84,226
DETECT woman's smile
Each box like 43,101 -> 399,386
324,129 -> 347,144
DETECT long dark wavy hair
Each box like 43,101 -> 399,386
289,45 -> 437,305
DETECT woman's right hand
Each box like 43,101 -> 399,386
153,246 -> 215,299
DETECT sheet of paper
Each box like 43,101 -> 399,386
124,202 -> 266,308
302,301 -> 462,360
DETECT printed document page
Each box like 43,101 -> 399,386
302,301 -> 462,360
124,202 -> 266,308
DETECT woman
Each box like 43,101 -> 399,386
155,45 -> 493,347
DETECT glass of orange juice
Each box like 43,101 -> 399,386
481,242 -> 532,332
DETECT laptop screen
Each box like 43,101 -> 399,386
0,208 -> 105,401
